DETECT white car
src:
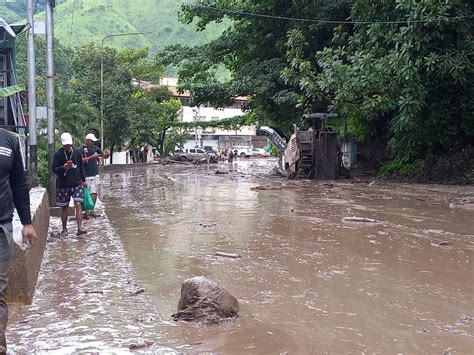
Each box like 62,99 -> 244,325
176,148 -> 217,162
232,145 -> 254,157
253,148 -> 270,157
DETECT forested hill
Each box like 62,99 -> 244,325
0,0 -> 225,53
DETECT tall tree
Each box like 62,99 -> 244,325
285,0 -> 474,170
128,90 -> 182,156
69,44 -> 163,155
158,0 -> 350,134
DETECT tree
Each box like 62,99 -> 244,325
128,90 -> 182,156
284,0 -> 474,173
69,44 -> 163,157
54,87 -> 99,145
157,0 -> 350,134
15,36 -> 74,105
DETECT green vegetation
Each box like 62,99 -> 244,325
284,0 -> 473,178
1,0 -> 227,54
158,1 -> 350,133
4,0 -> 472,183
128,90 -> 182,156
161,0 -> 474,182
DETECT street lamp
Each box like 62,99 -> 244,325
100,32 -> 151,150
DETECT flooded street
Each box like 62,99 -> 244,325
99,159 -> 473,353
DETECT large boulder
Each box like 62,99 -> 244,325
172,276 -> 239,324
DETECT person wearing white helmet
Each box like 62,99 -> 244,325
52,132 -> 87,236
79,133 -> 107,218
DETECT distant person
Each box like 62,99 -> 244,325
79,133 -> 103,218
227,149 -> 234,163
143,145 -> 149,163
0,128 -> 37,354
128,147 -> 135,163
135,147 -> 140,163
52,133 -> 87,237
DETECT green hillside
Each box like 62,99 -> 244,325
0,0 -> 226,54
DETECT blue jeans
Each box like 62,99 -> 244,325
0,223 -> 13,354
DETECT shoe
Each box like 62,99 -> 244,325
77,229 -> 87,236
60,230 -> 68,237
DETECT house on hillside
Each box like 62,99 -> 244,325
0,17 -> 27,167
134,77 -> 267,150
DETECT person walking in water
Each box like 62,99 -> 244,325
0,128 -> 37,354
79,133 -> 103,218
52,132 -> 87,236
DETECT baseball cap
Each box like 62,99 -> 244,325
60,132 -> 73,145
85,133 -> 99,141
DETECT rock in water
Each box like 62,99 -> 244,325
172,276 -> 239,324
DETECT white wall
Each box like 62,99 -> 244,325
181,106 -> 245,123
104,151 -> 128,165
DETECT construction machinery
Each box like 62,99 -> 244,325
257,113 -> 343,179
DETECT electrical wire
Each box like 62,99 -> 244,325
195,4 -> 473,25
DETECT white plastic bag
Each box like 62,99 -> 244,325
13,226 -> 29,251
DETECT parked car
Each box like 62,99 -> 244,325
232,145 -> 254,157
175,148 -> 217,162
203,146 -> 218,154
253,148 -> 270,157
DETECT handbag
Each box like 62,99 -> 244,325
82,187 -> 95,211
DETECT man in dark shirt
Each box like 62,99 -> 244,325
0,128 -> 37,354
52,132 -> 87,237
79,133 -> 103,218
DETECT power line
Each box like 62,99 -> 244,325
195,4 -> 472,25
68,0 -> 76,47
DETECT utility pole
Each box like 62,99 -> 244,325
27,0 -> 37,183
46,0 -> 55,206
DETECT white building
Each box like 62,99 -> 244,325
137,77 -> 265,150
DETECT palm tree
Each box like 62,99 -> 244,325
54,88 -> 100,145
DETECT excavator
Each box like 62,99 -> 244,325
257,113 -> 344,180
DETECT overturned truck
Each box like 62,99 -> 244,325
258,113 -> 345,180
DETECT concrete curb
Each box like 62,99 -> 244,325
7,188 -> 50,304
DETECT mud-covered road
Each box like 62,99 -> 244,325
7,159 -> 473,353
101,159 -> 473,353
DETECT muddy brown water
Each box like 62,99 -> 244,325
98,159 -> 473,353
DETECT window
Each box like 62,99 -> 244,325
190,149 -> 196,153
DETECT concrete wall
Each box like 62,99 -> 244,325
7,188 -> 50,304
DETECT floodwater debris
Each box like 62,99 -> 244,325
430,241 -> 454,247
50,231 -> 60,238
199,222 -> 217,228
342,217 -> 378,223
84,290 -> 104,294
449,197 -> 474,210
128,340 -> 154,350
251,185 -> 279,191
131,287 -> 145,296
215,251 -> 241,258
456,314 -> 473,326
215,170 -> 229,174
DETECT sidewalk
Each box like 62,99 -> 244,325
7,204 -> 171,353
